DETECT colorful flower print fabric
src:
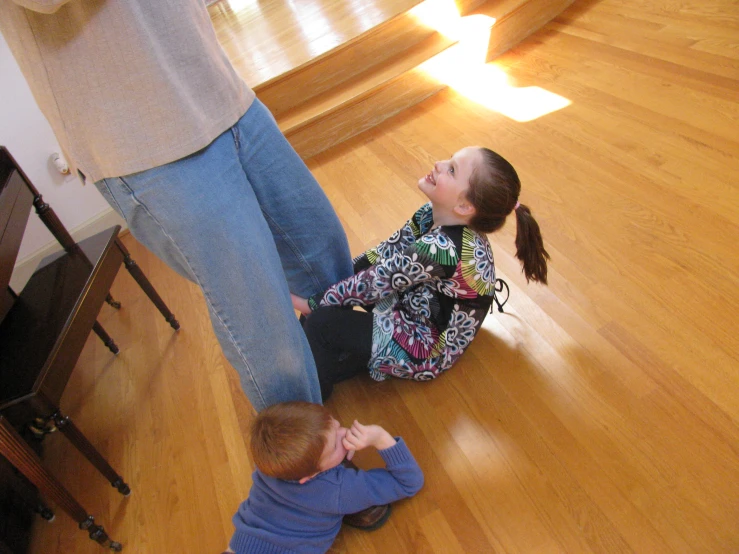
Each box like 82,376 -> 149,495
309,203 -> 496,381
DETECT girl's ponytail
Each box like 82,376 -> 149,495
514,204 -> 549,284
468,147 -> 550,284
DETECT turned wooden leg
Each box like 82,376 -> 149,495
92,321 -> 119,354
37,500 -> 55,521
4,467 -> 55,521
115,239 -> 180,330
50,411 -> 131,496
80,516 -> 123,552
0,417 -> 122,551
105,294 -> 122,310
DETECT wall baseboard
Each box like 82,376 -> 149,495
10,207 -> 127,292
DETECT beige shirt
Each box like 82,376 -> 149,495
0,0 -> 255,182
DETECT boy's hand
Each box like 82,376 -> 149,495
290,293 -> 311,315
342,420 -> 396,453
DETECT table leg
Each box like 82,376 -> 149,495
92,321 -> 119,354
50,411 -> 131,496
116,239 -> 180,330
0,417 -> 122,551
105,294 -> 122,309
4,465 -> 55,520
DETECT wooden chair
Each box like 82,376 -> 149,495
0,146 -> 180,551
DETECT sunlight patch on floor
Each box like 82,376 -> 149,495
226,0 -> 258,12
412,0 -> 571,121
444,413 -> 510,473
409,0 -> 474,40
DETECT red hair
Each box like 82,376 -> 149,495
250,401 -> 333,480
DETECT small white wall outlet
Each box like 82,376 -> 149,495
50,152 -> 71,175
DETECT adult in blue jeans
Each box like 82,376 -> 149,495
0,1 -> 352,411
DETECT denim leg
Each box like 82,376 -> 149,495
232,100 -> 353,297
95,179 -> 196,283
92,112 -> 345,410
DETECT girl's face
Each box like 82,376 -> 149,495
317,417 -> 349,471
418,147 -> 482,213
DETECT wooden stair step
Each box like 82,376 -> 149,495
282,64 -> 448,160
471,0 -> 577,60
256,0 -> 490,117
212,0 -> 425,89
277,30 -> 456,132
269,0 -> 576,159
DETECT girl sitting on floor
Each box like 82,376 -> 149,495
291,146 -> 549,400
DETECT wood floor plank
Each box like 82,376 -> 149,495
209,0 -> 423,87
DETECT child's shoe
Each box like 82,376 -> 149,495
341,458 -> 392,530
343,504 -> 392,531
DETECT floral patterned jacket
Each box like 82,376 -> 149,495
308,203 -> 496,381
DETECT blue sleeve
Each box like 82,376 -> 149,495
335,438 -> 424,515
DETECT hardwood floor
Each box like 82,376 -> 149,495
26,0 -> 739,552
208,0 -> 422,87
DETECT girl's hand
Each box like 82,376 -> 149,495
342,421 -> 396,452
290,293 -> 311,315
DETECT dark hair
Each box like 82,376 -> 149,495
466,147 -> 549,284
250,401 -> 332,480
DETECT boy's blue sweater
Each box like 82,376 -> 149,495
229,438 -> 424,554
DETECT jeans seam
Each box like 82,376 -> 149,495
98,179 -> 127,220
260,209 -> 324,293
237,103 -> 335,295
116,176 -> 267,406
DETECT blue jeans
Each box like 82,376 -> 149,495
94,99 -> 352,411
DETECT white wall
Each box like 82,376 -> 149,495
0,31 -> 124,286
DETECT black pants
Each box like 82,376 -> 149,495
302,306 -> 373,401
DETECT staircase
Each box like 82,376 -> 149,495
212,0 -> 575,159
